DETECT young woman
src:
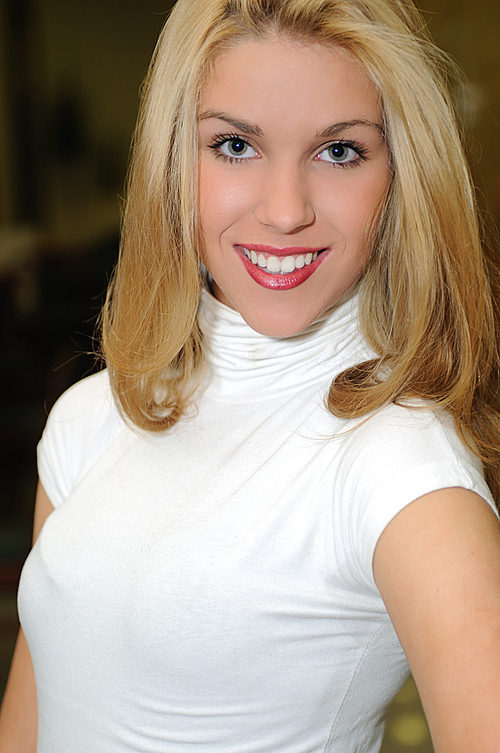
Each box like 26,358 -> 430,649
2,0 -> 500,751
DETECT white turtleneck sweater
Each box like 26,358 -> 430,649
19,289 -> 495,753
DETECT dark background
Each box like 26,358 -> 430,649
1,2 -> 499,749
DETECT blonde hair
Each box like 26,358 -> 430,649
102,0 -> 500,506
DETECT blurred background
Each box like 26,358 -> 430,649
1,1 -> 499,749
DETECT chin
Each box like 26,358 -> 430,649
236,300 -> 327,339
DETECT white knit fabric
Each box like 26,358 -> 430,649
19,289 -> 496,753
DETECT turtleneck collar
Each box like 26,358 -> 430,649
198,287 -> 368,402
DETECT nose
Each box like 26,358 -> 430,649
254,161 -> 315,233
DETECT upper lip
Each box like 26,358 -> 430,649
236,243 -> 327,257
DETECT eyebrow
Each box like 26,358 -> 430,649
318,119 -> 384,138
198,110 -> 383,139
198,110 -> 264,137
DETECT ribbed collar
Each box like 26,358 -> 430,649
198,287 -> 367,402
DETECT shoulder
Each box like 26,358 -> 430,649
333,401 -> 497,587
46,369 -> 114,424
37,370 -> 123,507
339,401 -> 485,481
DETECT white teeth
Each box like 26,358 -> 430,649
266,255 -> 281,273
242,247 -> 321,274
280,255 -> 296,273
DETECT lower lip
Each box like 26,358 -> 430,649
235,246 -> 329,290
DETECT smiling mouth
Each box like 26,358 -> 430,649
241,247 -> 321,275
234,244 -> 329,291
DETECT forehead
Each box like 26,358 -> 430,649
200,36 -> 381,128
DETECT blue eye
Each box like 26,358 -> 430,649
221,139 -> 254,158
209,134 -> 259,162
317,141 -> 366,166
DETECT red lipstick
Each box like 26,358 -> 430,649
234,244 -> 329,290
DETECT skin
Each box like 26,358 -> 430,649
373,488 -> 500,752
198,36 -> 390,337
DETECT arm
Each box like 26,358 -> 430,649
373,487 -> 500,753
0,483 -> 55,752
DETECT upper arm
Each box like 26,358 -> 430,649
373,487 -> 500,753
0,482 -> 55,751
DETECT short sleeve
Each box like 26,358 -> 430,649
37,370 -> 120,507
333,403 -> 498,591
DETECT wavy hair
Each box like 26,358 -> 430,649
101,0 -> 500,506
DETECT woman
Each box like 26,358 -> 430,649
1,0 -> 500,751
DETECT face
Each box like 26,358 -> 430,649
198,36 -> 390,337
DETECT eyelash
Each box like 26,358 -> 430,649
207,132 -> 369,168
208,133 -> 258,163
317,139 -> 369,169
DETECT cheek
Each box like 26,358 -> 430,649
335,174 -> 388,246
199,162 -> 256,235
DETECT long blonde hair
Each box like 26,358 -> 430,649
101,0 -> 500,506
